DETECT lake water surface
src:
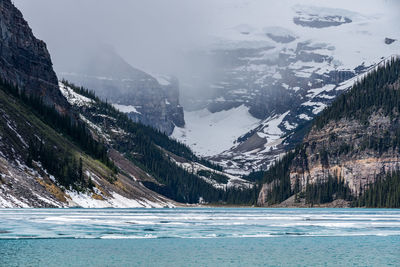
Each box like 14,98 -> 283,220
0,208 -> 399,266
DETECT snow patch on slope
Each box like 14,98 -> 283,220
171,158 -> 253,189
59,82 -> 94,107
66,190 -> 174,208
112,104 -> 141,114
172,105 -> 260,156
151,74 -> 172,86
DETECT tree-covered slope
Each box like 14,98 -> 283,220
60,81 -> 258,205
0,0 -> 257,207
0,0 -> 179,207
0,80 -> 176,207
257,57 -> 400,208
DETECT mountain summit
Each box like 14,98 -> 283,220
59,46 -> 185,135
0,0 -> 69,112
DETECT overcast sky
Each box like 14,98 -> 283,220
14,0 -> 399,76
14,0 -> 217,74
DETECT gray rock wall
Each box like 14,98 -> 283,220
0,0 -> 68,112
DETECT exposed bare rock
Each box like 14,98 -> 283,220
385,38 -> 396,45
257,180 -> 280,205
59,46 -> 184,134
288,112 -> 400,196
0,0 -> 69,112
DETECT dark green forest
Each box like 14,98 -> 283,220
301,175 -> 353,206
0,79 -> 116,188
4,57 -> 400,207
255,58 -> 400,208
314,58 -> 400,128
65,81 -> 258,204
355,170 -> 400,208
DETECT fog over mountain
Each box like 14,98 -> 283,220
14,0 -> 400,174
14,0 -> 399,80
14,0 -> 214,75
3,0 -> 400,211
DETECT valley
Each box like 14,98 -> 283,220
0,0 -> 399,208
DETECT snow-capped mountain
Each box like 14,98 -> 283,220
173,1 -> 400,174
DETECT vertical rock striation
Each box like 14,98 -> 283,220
59,46 -> 184,135
0,0 -> 68,112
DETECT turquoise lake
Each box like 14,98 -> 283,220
0,208 -> 399,266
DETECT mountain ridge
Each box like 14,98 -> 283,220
173,2 -> 400,174
257,57 -> 400,207
0,0 -> 257,208
0,0 -> 69,112
59,46 -> 185,135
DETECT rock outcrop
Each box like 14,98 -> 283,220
0,1 -> 178,208
257,58 -> 400,206
289,114 -> 400,196
0,0 -> 68,112
59,46 -> 184,135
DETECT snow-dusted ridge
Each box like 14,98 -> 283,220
0,82 -> 180,208
59,82 -> 94,107
176,1 -> 400,174
169,156 -> 253,190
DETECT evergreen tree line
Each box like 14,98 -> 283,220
244,170 -> 265,183
358,128 -> 400,155
258,147 -> 303,204
26,138 -> 93,189
65,81 -> 222,171
314,57 -> 400,129
355,170 -> 400,208
66,81 -> 255,204
256,58 -> 400,207
258,142 -> 400,207
268,169 -> 400,208
311,58 -> 400,157
123,126 -> 259,204
61,79 -> 99,101
300,175 -> 353,205
0,79 -> 117,186
197,170 -> 229,184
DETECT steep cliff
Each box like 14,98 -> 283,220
258,57 -> 400,207
59,46 -> 184,135
0,0 -> 68,112
0,1 -> 258,207
0,0 -> 177,208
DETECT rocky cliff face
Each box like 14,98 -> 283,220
290,113 -> 399,194
257,58 -> 400,206
174,3 -> 399,175
0,1 -> 178,208
258,114 -> 400,206
59,46 -> 184,135
0,0 -> 68,112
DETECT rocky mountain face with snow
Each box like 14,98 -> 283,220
0,1 -> 257,208
257,58 -> 400,206
0,1 -> 177,208
0,0 -> 69,112
0,80 -> 176,208
173,3 -> 400,175
59,47 -> 184,135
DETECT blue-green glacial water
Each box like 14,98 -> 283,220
0,208 -> 399,266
